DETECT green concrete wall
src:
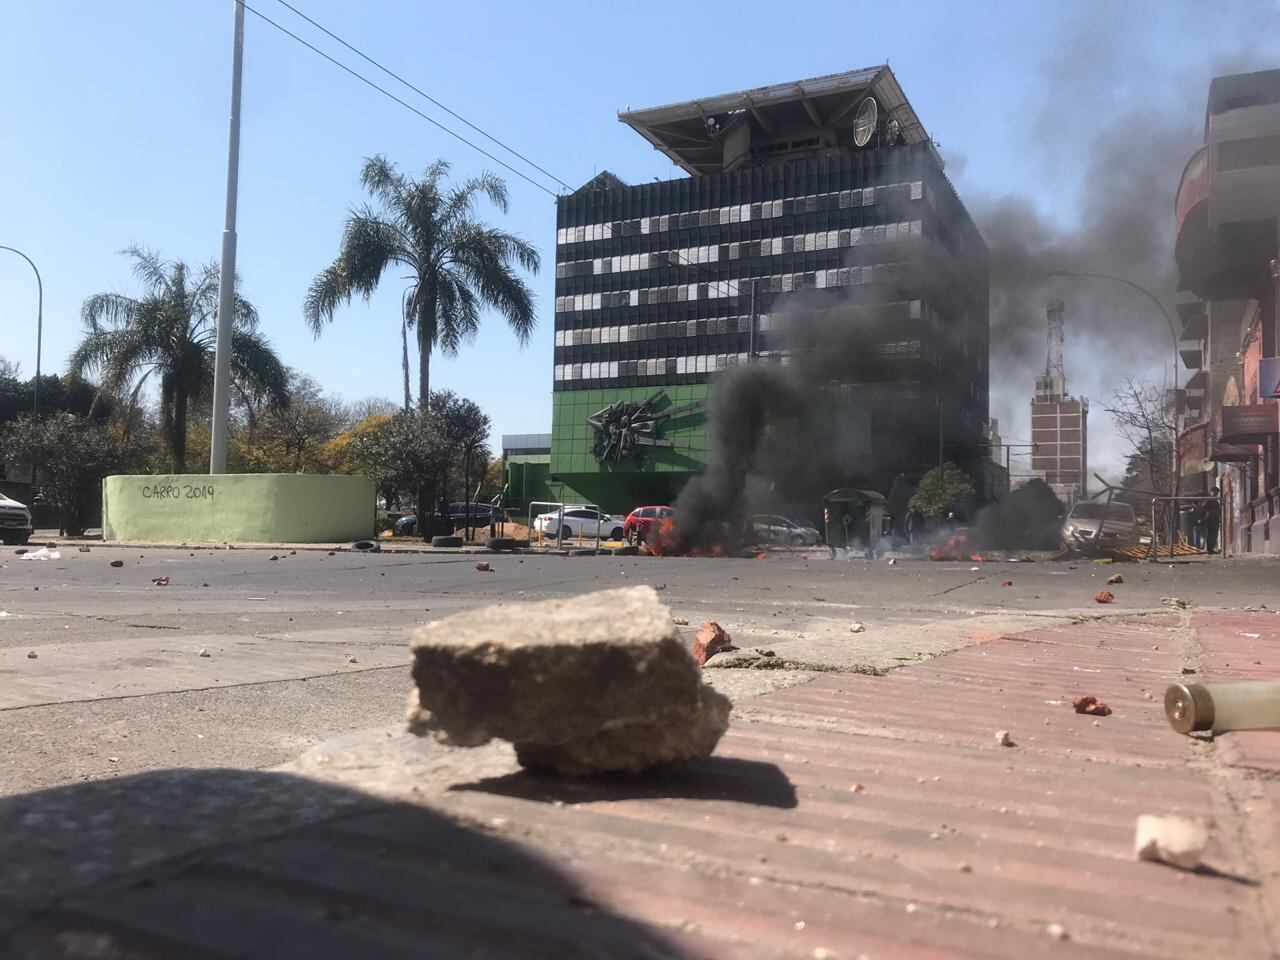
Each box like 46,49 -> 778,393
103,474 -> 375,543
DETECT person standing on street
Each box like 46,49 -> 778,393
1200,488 -> 1222,554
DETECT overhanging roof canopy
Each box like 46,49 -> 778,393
619,66 -> 929,176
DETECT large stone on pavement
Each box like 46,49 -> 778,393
406,586 -> 731,774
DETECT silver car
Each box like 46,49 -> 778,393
1061,501 -> 1137,546
751,514 -> 822,547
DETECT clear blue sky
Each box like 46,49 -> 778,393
0,0 -> 1273,475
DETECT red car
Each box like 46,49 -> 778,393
623,505 -> 675,546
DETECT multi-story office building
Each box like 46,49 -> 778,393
1029,300 -> 1088,503
545,67 -> 989,513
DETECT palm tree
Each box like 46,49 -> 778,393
305,156 -> 540,406
71,246 -> 290,473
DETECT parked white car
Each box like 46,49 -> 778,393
534,506 -> 625,541
751,514 -> 822,547
0,493 -> 34,546
1061,500 -> 1138,546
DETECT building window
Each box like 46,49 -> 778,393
1218,134 -> 1280,171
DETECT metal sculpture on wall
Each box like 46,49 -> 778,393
586,391 -> 704,465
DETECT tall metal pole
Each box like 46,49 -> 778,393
210,0 -> 245,475
0,246 -> 42,415
0,245 -> 43,487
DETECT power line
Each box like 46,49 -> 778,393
237,1 -> 560,198
241,2 -> 738,300
266,0 -> 574,193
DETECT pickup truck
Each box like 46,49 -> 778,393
0,492 -> 34,545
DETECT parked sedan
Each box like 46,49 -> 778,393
534,506 -> 625,541
751,514 -> 822,547
0,493 -> 33,545
623,505 -> 675,545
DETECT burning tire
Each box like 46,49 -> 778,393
629,527 -> 644,546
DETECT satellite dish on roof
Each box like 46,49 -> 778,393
852,97 -> 878,147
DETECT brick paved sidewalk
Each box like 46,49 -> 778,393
4,612 -> 1278,958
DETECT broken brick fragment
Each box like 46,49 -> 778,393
1073,695 -> 1113,717
1107,574 -> 1124,585
1094,591 -> 1114,604
475,561 -> 491,572
694,620 -> 734,666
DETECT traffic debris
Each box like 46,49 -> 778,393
694,620 -> 734,666
18,547 -> 60,561
407,586 -> 731,775
1073,695 -> 1112,717
1094,590 -> 1115,604
1134,814 -> 1209,870
1107,574 -> 1124,585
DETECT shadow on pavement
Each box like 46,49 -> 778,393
0,768 -> 688,959
451,755 -> 798,809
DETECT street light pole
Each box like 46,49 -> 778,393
0,245 -> 43,487
0,245 -> 42,416
210,0 -> 245,475
1046,270 -> 1183,543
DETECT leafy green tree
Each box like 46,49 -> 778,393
0,413 -> 126,535
305,156 -> 541,404
242,371 -> 348,473
909,463 -> 977,518
346,408 -> 447,514
70,246 -> 290,473
427,390 -> 490,500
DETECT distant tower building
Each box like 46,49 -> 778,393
1030,300 -> 1088,503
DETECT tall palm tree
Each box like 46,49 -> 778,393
305,156 -> 540,406
71,246 -> 290,473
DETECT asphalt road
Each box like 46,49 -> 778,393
1,545 -> 1273,796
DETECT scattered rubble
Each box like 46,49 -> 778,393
109,560 -> 124,568
995,730 -> 1015,747
1073,695 -> 1112,717
694,620 -> 734,666
1046,922 -> 1069,941
475,561 -> 491,572
1107,574 -> 1124,585
151,576 -> 170,587
346,655 -> 359,664
18,547 -> 60,561
77,546 -> 91,553
198,648 -> 210,658
1162,597 -> 1192,609
849,621 -> 865,633
1001,580 -> 1013,587
672,617 -> 690,626
26,650 -> 37,659
406,586 -> 731,775
1135,814 -> 1209,870
1094,591 -> 1114,604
